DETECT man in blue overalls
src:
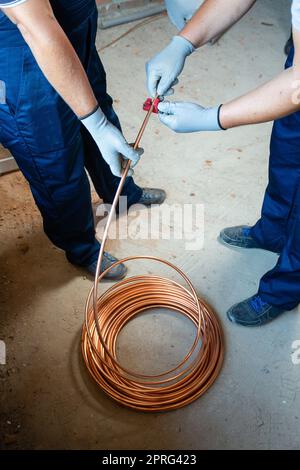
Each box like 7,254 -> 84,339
147,0 -> 300,326
0,0 -> 165,280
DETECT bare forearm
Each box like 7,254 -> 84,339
4,0 -> 97,117
180,0 -> 256,48
293,28 -> 300,64
220,66 -> 300,128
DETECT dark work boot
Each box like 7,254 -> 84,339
219,225 -> 263,249
137,188 -> 166,206
227,294 -> 285,327
85,251 -> 127,280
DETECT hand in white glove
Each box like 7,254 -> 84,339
146,35 -> 195,98
165,0 -> 204,31
158,101 -> 224,133
80,106 -> 143,177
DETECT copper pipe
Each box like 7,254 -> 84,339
82,99 -> 224,412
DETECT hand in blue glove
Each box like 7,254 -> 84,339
81,106 -> 143,177
146,35 -> 195,98
158,101 -> 224,133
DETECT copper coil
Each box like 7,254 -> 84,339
81,99 -> 224,412
82,257 -> 224,412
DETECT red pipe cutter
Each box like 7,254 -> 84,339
143,97 -> 161,114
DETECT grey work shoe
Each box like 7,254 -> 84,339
138,188 -> 166,206
86,251 -> 127,280
219,225 -> 262,249
227,294 -> 285,327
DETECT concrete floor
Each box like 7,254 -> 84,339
1,0 -> 300,450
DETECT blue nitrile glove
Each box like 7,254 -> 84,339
158,101 -> 224,133
80,106 -> 143,177
165,0 -> 204,31
146,35 -> 195,98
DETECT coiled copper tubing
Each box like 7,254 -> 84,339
81,98 -> 224,412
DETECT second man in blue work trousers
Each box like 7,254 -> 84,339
146,0 -> 300,326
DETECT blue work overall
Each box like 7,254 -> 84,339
251,47 -> 300,311
0,0 -> 142,267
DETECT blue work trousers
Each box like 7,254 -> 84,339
0,5 -> 142,267
251,47 -> 300,310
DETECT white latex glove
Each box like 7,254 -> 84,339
80,106 -> 143,177
165,0 -> 204,31
146,35 -> 195,98
158,101 -> 224,133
